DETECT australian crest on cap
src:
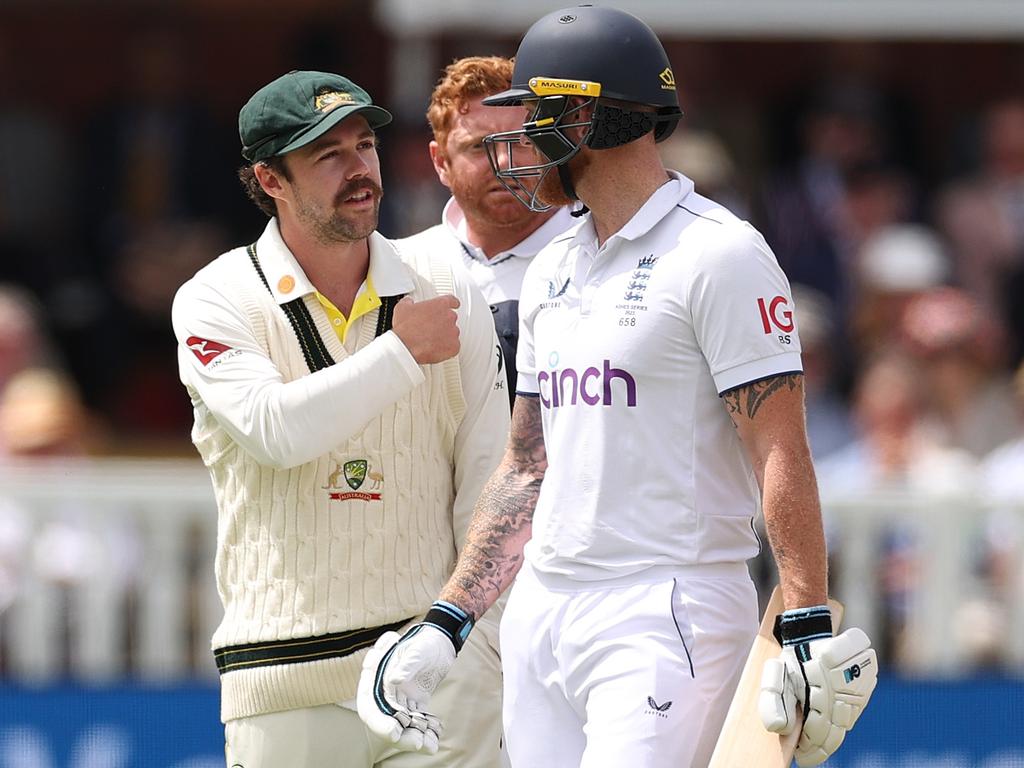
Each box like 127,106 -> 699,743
315,88 -> 356,113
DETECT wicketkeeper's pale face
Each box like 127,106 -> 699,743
433,98 -> 544,230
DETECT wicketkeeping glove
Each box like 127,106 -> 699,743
356,601 -> 474,753
758,605 -> 878,767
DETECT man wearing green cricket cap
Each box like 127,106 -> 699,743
171,70 -> 510,767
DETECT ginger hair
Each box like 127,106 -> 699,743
426,56 -> 514,154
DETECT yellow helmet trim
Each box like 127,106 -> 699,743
527,77 -> 602,98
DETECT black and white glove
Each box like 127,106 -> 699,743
356,601 -> 474,753
759,605 -> 878,767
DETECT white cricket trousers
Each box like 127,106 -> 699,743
223,626 -> 506,768
500,562 -> 758,768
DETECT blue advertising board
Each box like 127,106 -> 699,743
0,683 -> 222,768
1,677 -> 1022,767
826,677 -> 1024,768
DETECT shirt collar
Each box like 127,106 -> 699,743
613,170 -> 696,242
441,197 -> 578,264
367,231 -> 415,297
565,171 -> 696,254
255,219 -> 414,305
565,171 -> 700,252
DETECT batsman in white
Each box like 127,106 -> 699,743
358,6 -> 878,768
396,55 -> 577,408
171,70 -> 510,767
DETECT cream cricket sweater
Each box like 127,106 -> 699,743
172,223 -> 507,722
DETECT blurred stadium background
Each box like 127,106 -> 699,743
2,0 -> 1024,765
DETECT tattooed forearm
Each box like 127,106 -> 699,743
440,396 -> 546,619
722,373 -> 802,421
446,472 -> 539,618
507,395 -> 549,472
725,371 -> 827,607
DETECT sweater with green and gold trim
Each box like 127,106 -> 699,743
172,224 -> 508,722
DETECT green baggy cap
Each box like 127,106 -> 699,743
239,70 -> 393,163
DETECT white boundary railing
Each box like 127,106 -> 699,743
1,458 -> 1022,681
821,490 -> 1024,675
0,458 -> 221,682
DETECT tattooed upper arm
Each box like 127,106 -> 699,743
721,373 -> 808,486
721,373 -> 803,426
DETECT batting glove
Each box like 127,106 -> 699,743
758,605 -> 878,767
356,601 -> 474,753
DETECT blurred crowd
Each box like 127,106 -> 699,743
2,22 -> 1024,677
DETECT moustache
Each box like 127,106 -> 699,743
335,179 -> 382,207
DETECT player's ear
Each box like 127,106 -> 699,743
253,161 -> 288,202
429,140 -> 452,189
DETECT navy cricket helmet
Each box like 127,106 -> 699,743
481,4 -> 683,210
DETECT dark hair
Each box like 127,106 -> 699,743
237,156 -> 291,217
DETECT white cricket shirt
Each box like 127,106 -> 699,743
397,199 -> 578,402
517,172 -> 803,581
437,198 -> 577,304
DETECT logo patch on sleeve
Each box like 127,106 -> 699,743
186,336 -> 232,366
756,296 -> 794,334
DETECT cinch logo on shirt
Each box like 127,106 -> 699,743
538,359 -> 637,409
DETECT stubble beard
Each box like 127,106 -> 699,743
535,151 -> 589,209
451,174 -> 537,232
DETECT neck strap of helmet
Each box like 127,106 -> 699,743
557,163 -> 579,202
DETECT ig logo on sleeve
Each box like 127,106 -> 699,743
756,296 -> 794,344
